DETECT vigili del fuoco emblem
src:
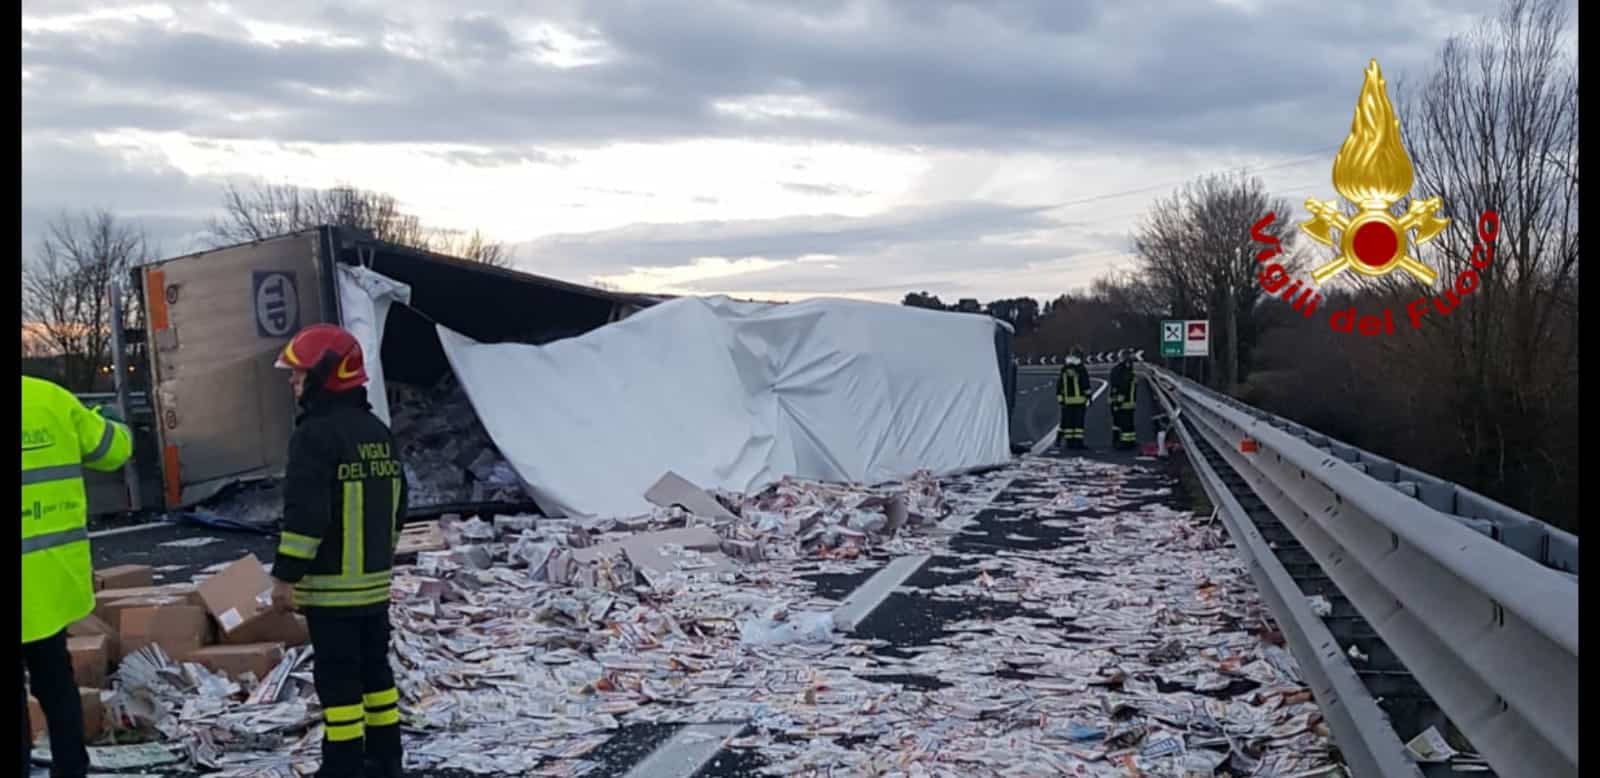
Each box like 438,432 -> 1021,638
1301,60 -> 1449,286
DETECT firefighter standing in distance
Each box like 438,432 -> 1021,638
1108,352 -> 1138,449
22,376 -> 133,778
1055,347 -> 1090,450
268,324 -> 409,778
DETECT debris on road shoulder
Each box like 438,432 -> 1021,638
64,459 -> 1357,776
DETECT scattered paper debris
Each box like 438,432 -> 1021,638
159,536 -> 222,549
83,454 -> 1346,776
1405,725 -> 1458,763
1306,594 -> 1333,617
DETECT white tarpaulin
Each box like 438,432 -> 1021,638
336,264 -> 412,425
437,295 -> 1012,518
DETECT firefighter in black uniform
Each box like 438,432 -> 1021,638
268,324 -> 408,778
1108,352 -> 1138,449
1055,347 -> 1090,450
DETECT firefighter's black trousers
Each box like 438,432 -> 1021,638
21,629 -> 88,777
1112,403 -> 1136,448
306,606 -> 402,777
1057,403 -> 1086,448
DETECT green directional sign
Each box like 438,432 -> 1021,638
1160,320 -> 1184,357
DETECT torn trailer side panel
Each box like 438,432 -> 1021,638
121,225 -> 654,516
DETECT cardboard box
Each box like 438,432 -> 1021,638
644,471 -> 741,522
227,610 -> 308,647
569,526 -> 735,587
26,695 -> 42,743
195,555 -> 282,641
94,583 -> 199,626
94,564 -> 153,591
68,613 -> 121,660
118,604 -> 210,660
27,691 -> 103,741
183,642 -> 285,681
68,634 -> 109,688
98,595 -> 189,632
79,688 -> 103,740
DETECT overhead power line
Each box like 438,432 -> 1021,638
1069,179 -> 1331,229
1043,148 -> 1338,213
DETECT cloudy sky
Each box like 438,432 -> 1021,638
22,0 -> 1507,303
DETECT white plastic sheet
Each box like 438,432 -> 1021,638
438,295 -> 1011,517
335,264 -> 412,425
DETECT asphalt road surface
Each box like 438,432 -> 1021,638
66,378 -> 1173,777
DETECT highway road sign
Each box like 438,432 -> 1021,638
1161,320 -> 1184,357
1185,320 -> 1210,357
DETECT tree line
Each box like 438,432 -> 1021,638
909,0 -> 1579,532
21,182 -> 512,391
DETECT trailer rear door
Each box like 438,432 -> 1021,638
142,232 -> 330,507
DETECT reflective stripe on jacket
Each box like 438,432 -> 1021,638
1057,363 -> 1090,405
272,387 -> 409,611
22,376 -> 133,643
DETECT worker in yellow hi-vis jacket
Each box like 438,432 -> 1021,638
22,375 -> 133,778
266,324 -> 409,778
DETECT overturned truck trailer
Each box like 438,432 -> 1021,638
97,225 -> 655,518
91,225 -> 1022,520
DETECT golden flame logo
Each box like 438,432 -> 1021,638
1302,60 -> 1449,286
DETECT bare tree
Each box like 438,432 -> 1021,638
429,227 -> 515,268
206,181 -> 512,267
1131,172 -> 1299,387
22,210 -> 149,390
1240,0 -> 1579,531
1390,0 -> 1579,525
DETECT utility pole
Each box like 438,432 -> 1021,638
1226,273 -> 1238,390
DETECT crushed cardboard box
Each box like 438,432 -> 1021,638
94,564 -> 153,591
80,688 -> 104,740
644,471 -> 741,522
183,642 -> 287,682
68,634 -> 109,688
119,604 -> 210,660
195,554 -> 306,646
98,595 -> 191,634
68,614 -> 120,660
94,584 -> 199,628
26,695 -> 42,742
29,689 -> 105,741
569,525 -> 736,586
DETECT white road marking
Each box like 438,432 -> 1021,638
830,553 -> 932,632
89,522 -> 172,540
621,722 -> 746,778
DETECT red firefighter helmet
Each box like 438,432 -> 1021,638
274,324 -> 367,392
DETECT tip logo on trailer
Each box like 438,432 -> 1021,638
253,272 -> 301,338
1250,60 -> 1499,337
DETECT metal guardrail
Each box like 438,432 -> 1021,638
1144,374 -> 1577,574
1142,364 -> 1577,778
1145,371 -> 1423,777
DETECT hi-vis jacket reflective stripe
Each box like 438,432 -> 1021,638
1057,362 -> 1090,405
22,376 -> 133,644
271,387 -> 408,611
